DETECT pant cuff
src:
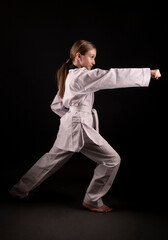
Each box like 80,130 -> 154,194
9,187 -> 29,199
83,195 -> 103,208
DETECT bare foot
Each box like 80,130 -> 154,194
82,202 -> 112,213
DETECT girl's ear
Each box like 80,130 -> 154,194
76,52 -> 81,60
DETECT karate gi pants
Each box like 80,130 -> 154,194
9,132 -> 121,208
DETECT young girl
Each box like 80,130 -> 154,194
9,40 -> 161,213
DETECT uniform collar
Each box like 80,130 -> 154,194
69,64 -> 79,69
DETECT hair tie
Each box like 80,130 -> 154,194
66,58 -> 71,64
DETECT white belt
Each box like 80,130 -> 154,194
69,105 -> 99,132
70,105 -> 92,113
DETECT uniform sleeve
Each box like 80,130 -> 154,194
70,68 -> 151,93
50,92 -> 68,117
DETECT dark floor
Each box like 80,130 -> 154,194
1,154 -> 168,240
1,178 -> 168,240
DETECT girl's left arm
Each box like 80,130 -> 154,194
150,69 -> 161,80
70,68 -> 161,94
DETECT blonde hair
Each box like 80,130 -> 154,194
57,40 -> 96,99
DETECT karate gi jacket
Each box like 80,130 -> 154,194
51,66 -> 151,152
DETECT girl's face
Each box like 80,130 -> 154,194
76,48 -> 96,70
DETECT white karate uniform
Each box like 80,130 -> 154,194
9,67 -> 151,207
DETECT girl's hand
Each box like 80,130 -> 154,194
150,69 -> 161,80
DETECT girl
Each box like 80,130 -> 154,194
9,40 -> 161,213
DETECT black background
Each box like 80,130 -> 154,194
1,1 -> 167,207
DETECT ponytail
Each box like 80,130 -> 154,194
57,58 -> 71,99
